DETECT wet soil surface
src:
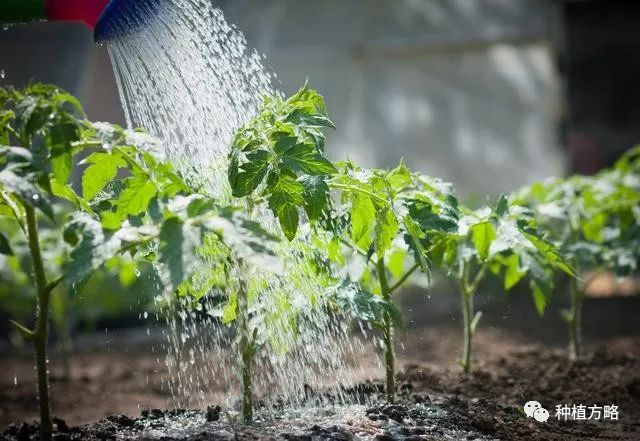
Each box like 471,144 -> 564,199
2,337 -> 639,440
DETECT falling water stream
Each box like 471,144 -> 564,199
105,0 -> 376,413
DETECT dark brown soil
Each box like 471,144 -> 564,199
1,331 -> 638,440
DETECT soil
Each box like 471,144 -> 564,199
1,332 -> 639,440
1,292 -> 639,440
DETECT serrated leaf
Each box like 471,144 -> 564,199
117,175 -> 157,218
230,149 -> 270,198
81,152 -> 127,200
50,177 -> 94,214
285,109 -> 335,129
282,143 -> 337,175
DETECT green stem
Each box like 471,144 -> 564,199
377,257 -> 395,402
460,285 -> 473,374
568,276 -> 583,362
25,205 -> 53,441
387,263 -> 420,295
237,280 -> 253,423
458,262 -> 486,374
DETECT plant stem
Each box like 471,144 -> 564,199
458,263 -> 486,374
377,257 -> 395,402
25,205 -> 53,441
387,263 -> 420,295
568,276 -> 584,362
237,280 -> 253,423
460,285 -> 473,374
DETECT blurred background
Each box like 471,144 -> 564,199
1,0 -> 639,428
3,0 -> 640,197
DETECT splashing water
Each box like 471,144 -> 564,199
106,0 -> 376,410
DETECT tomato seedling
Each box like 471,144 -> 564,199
515,148 -> 639,361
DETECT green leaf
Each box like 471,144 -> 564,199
222,293 -> 237,324
388,249 -> 406,280
273,135 -> 298,155
266,171 -> 305,240
349,192 -> 376,249
531,281 -> 549,315
374,207 -> 399,257
63,215 -> 108,283
286,109 -> 335,129
403,216 -> 430,274
471,221 -> 496,261
100,211 -> 122,230
332,282 -> 402,327
0,169 -> 54,220
158,217 -> 203,289
50,177 -> 94,214
503,254 -> 525,290
282,143 -> 337,175
0,232 -> 12,255
9,319 -> 34,340
230,149 -> 270,198
496,194 -> 509,217
581,212 -> 607,243
300,175 -> 330,221
117,175 -> 157,218
51,148 -> 72,184
81,152 -> 127,201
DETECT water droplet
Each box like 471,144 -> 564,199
31,194 -> 39,201
14,375 -> 17,386
143,311 -> 148,319
0,70 -> 5,79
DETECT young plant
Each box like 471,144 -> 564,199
428,196 -> 573,373
323,161 -> 460,401
0,84 -> 278,436
515,148 -> 640,361
229,84 -> 460,402
0,85 -> 160,440
0,205 -> 142,381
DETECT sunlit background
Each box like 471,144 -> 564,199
3,0 -> 638,198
